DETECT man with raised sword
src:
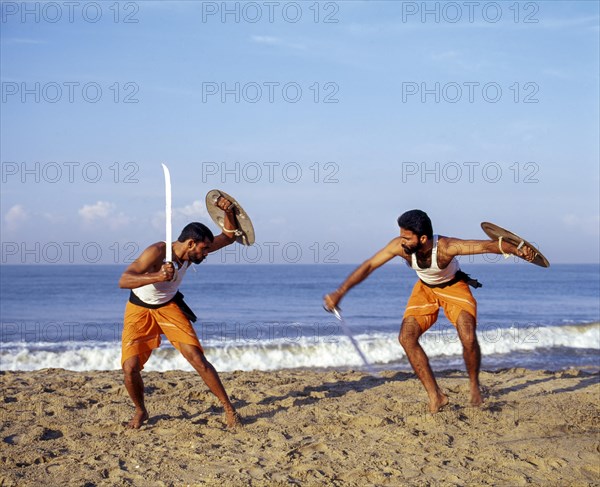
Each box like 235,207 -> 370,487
119,196 -> 241,429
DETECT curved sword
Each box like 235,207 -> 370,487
161,163 -> 172,263
324,305 -> 377,375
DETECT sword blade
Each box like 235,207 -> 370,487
161,163 -> 172,262
328,306 -> 376,375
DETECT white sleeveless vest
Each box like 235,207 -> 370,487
132,261 -> 189,305
410,235 -> 459,285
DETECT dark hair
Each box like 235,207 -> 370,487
178,222 -> 214,243
397,210 -> 433,239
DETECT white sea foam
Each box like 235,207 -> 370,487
1,323 -> 598,372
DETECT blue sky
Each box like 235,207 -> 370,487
1,1 -> 598,264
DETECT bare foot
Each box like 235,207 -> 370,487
127,409 -> 148,429
470,387 -> 483,407
428,391 -> 449,414
225,409 -> 243,430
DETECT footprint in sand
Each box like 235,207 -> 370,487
299,442 -> 328,454
154,427 -> 179,437
247,466 -> 267,480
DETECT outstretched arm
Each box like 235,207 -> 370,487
324,238 -> 404,310
441,237 -> 536,262
118,243 -> 175,289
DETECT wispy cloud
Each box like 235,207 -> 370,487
78,201 -> 130,230
250,35 -> 306,50
4,204 -> 29,231
251,35 -> 280,45
79,201 -> 115,221
151,200 -> 210,234
175,200 -> 208,220
3,205 -> 72,234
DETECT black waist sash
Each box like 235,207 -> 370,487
421,270 -> 482,289
129,290 -> 198,322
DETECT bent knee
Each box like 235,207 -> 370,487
460,334 -> 479,350
122,358 -> 142,375
399,318 -> 422,348
399,332 -> 418,350
181,347 -> 208,369
457,324 -> 478,347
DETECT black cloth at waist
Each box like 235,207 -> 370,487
128,290 -> 197,322
420,270 -> 482,289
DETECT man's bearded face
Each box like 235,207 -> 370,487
400,229 -> 422,254
189,240 -> 210,264
402,240 -> 422,255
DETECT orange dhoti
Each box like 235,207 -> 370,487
403,279 -> 477,332
121,301 -> 203,369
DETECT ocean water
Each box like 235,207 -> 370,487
0,263 -> 598,372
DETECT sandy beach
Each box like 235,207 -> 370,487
1,367 -> 598,486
